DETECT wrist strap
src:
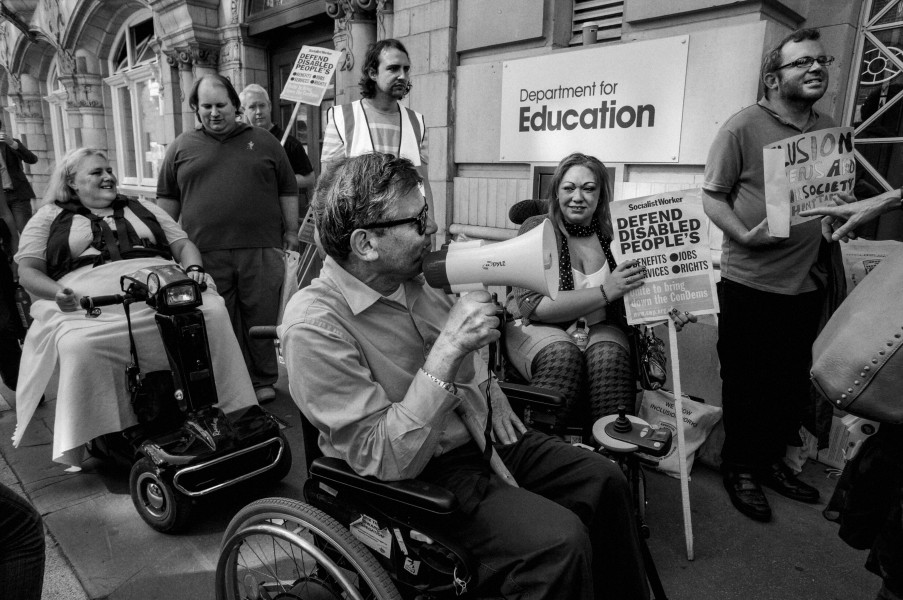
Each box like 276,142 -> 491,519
599,283 -> 610,306
185,264 -> 205,274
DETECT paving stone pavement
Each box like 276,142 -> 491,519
0,374 -> 885,600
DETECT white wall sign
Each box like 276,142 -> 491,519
500,35 -> 689,163
280,46 -> 342,106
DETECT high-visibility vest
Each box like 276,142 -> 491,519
330,100 -> 425,165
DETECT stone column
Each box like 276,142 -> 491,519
164,43 -> 220,131
326,0 -> 378,106
52,50 -> 110,154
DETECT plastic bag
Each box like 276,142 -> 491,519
637,389 -> 723,479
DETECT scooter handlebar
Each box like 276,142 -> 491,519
80,294 -> 125,310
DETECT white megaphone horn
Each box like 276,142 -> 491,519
422,219 -> 559,299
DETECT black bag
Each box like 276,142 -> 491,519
631,325 -> 667,391
129,369 -> 179,425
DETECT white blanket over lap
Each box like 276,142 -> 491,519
12,258 -> 258,466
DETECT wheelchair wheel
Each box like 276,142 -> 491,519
216,497 -> 401,600
129,457 -> 192,533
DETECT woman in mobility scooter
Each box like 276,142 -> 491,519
11,148 -> 287,530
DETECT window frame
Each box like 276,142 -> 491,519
104,11 -> 161,192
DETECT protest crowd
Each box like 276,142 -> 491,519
1,16 -> 903,600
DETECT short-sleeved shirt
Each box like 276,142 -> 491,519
320,100 -> 429,165
156,123 -> 298,252
703,99 -> 836,295
269,124 -> 313,177
15,199 -> 187,264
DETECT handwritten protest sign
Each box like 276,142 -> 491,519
279,46 -> 342,106
764,126 -> 856,237
611,189 -> 719,324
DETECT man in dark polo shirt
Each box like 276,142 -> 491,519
157,74 -> 298,404
702,28 -> 836,522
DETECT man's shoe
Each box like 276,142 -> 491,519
255,386 -> 277,404
723,469 -> 772,522
758,460 -> 820,504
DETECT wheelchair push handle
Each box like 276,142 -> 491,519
80,294 -> 125,311
249,326 -> 278,340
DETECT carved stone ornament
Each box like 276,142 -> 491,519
327,0 -> 378,28
165,44 -> 220,70
333,29 -> 354,72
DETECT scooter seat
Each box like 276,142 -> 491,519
310,456 -> 459,515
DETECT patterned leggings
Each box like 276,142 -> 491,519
529,340 -> 635,429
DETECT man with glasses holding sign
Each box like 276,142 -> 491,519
702,29 -> 836,523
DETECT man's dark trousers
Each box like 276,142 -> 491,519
718,278 -> 824,471
418,430 -> 649,600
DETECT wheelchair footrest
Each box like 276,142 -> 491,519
310,457 -> 459,515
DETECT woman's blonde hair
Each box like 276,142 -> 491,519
42,148 -> 110,206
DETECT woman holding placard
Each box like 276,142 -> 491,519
505,152 -> 648,428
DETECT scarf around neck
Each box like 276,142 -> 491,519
558,217 -> 617,291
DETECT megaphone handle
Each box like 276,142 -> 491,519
488,294 -> 506,377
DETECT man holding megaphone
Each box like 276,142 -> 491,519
280,152 -> 649,600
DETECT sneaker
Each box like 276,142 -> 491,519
255,386 -> 277,404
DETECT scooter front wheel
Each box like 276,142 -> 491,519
129,457 -> 192,533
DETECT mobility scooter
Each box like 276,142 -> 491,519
79,264 -> 291,533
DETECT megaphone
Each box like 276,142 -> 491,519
422,218 -> 559,299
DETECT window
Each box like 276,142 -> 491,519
104,14 -> 167,190
845,0 -> 903,239
45,65 -> 73,163
570,0 -> 624,46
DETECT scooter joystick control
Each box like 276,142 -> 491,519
613,405 -> 633,433
602,406 -> 673,458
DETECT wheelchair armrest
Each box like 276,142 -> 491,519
498,381 -> 564,409
310,456 -> 459,516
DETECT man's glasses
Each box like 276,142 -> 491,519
775,55 -> 835,70
359,203 -> 429,236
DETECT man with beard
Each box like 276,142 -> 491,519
702,28 -> 835,522
157,74 -> 298,404
321,39 -> 432,214
280,152 -> 649,600
240,84 -> 316,218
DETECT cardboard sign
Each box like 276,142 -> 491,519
611,189 -> 719,324
499,35 -> 688,163
764,126 -> 856,235
279,46 -> 342,106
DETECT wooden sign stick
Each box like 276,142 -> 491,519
668,318 -> 694,560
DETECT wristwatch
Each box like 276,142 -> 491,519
420,369 -> 457,394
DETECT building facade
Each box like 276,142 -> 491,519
1,0 -> 900,243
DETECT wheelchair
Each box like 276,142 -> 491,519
78,264 -> 290,533
215,318 -> 672,599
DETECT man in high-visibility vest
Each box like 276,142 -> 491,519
321,38 -> 433,215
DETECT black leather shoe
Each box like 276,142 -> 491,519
723,469 -> 772,522
758,461 -> 820,504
